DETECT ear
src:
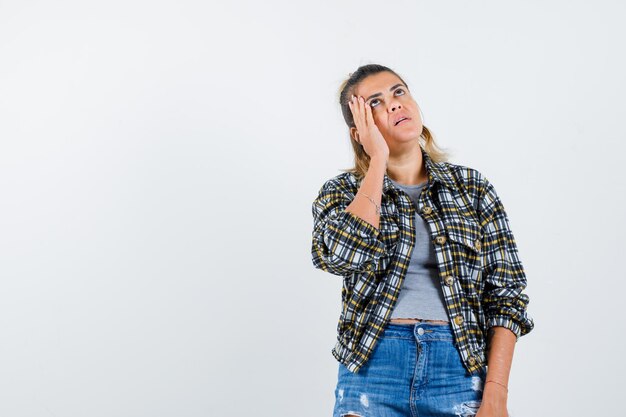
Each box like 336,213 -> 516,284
349,126 -> 359,141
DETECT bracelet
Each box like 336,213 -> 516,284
360,193 -> 381,215
485,380 -> 508,392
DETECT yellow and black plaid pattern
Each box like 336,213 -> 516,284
311,148 -> 534,375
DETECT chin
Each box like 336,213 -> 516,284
394,132 -> 422,142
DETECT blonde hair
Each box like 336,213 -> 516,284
336,64 -> 451,179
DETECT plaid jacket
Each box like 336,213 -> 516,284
310,148 -> 534,374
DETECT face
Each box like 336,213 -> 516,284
351,71 -> 423,146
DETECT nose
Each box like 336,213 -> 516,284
388,100 -> 402,112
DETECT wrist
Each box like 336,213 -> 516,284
484,379 -> 508,392
369,155 -> 388,167
483,380 -> 508,402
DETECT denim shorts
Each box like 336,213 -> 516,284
333,321 -> 487,417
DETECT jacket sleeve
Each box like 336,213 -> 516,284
478,176 -> 535,341
311,180 -> 389,277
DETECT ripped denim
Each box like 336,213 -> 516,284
333,321 -> 487,417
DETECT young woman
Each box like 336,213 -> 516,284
311,64 -> 534,417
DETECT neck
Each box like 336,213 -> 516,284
386,145 -> 428,186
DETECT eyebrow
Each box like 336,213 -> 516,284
365,83 -> 406,103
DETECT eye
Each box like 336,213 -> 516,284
369,88 -> 406,108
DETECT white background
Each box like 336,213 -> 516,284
1,1 -> 624,416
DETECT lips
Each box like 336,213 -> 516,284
394,116 -> 411,126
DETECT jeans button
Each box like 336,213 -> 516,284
417,327 -> 425,335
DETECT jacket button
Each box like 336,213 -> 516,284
435,235 -> 447,245
468,356 -> 477,365
474,239 -> 482,251
444,276 -> 454,286
454,315 -> 464,325
422,206 -> 433,215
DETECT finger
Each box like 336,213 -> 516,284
348,96 -> 360,125
357,96 -> 365,126
351,95 -> 364,135
352,95 -> 363,127
348,97 -> 359,140
348,98 -> 360,143
364,98 -> 375,127
358,96 -> 369,127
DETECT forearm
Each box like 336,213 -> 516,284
344,157 -> 387,230
483,326 -> 516,403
